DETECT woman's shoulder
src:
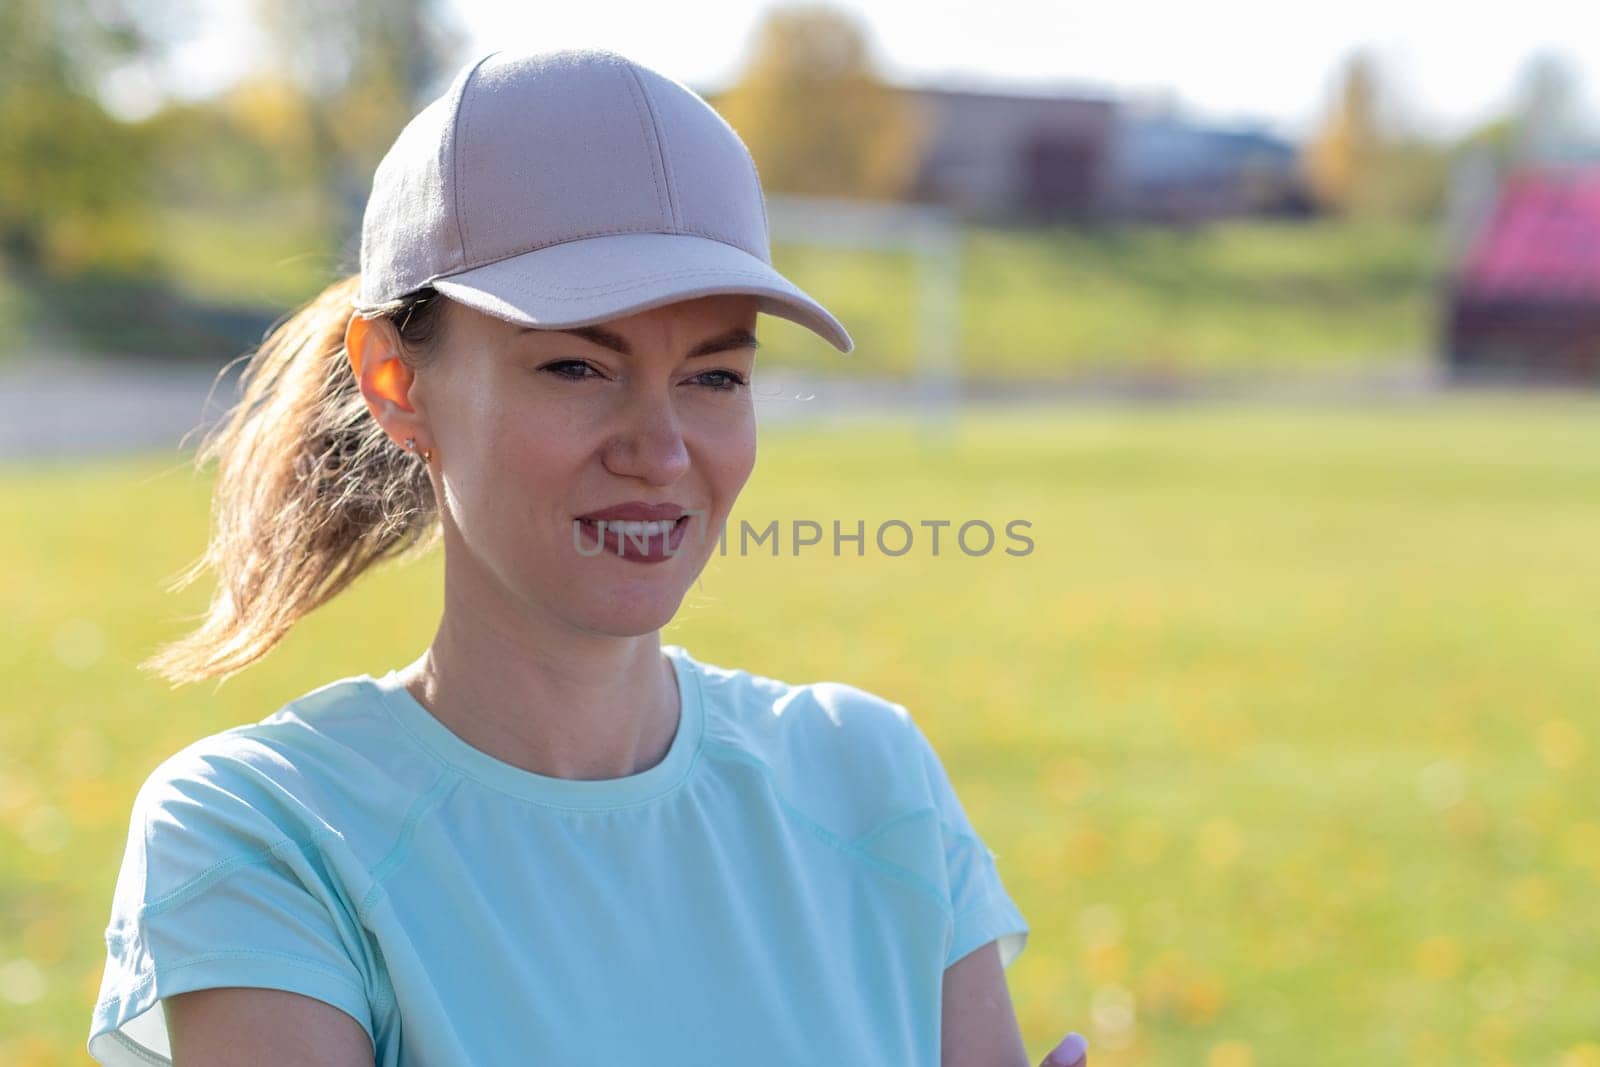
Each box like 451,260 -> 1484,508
677,646 -> 913,738
128,672 -> 435,882
140,671 -> 401,789
673,646 -> 933,825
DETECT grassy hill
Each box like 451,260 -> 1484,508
2,210 -> 1448,380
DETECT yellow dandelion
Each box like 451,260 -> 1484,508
1537,719 -> 1586,770
1068,824 -> 1113,875
21,915 -> 65,967
1179,974 -> 1227,1026
1507,875 -> 1555,920
1560,1043 -> 1600,1067
8,1035 -> 60,1067
1196,817 -> 1245,869
1564,821 -> 1600,873
1020,831 -> 1069,891
0,773 -> 37,821
64,776 -> 124,829
1134,959 -> 1183,1018
1470,1013 -> 1515,1057
1444,799 -> 1490,839
1205,1039 -> 1254,1067
1414,934 -> 1464,980
84,961 -> 107,1002
57,723 -> 113,779
1040,756 -> 1099,808
1082,941 -> 1130,985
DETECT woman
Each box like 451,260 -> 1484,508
86,47 -> 1088,1067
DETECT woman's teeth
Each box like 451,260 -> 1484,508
594,519 -> 676,537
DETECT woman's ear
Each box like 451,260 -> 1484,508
345,314 -> 423,444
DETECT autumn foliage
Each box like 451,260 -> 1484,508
712,4 -> 925,202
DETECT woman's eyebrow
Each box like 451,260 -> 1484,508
525,324 -> 759,357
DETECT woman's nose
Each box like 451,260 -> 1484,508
601,385 -> 690,485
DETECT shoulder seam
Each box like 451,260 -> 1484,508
699,738 -> 953,920
359,768 -> 463,920
850,806 -> 992,854
126,827 -> 350,923
126,683 -> 460,926
848,806 -> 934,849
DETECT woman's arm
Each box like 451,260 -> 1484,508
942,940 -> 1030,1067
942,942 -> 1090,1067
165,987 -> 375,1066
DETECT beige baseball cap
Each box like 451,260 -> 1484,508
353,47 -> 854,354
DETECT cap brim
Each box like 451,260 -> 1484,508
428,232 -> 853,353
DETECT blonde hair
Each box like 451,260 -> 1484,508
141,275 -> 451,687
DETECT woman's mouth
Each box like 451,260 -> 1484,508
574,515 -> 693,563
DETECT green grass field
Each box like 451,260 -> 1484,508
3,397 -> 1598,1065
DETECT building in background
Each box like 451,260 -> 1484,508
1106,113 -> 1312,224
901,86 -> 1120,223
1442,163 -> 1600,384
896,85 -> 1308,226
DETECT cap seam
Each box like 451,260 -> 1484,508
608,64 -> 665,227
625,66 -> 679,229
451,53 -> 499,268
729,114 -> 771,246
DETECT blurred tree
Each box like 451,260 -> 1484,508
252,0 -> 467,242
1508,51 -> 1589,162
1456,115 -> 1518,171
0,0 -> 180,271
1451,52 -> 1591,196
1303,50 -> 1449,222
714,4 -> 925,201
1359,138 -> 1452,222
1303,51 -> 1387,216
1441,50 -> 1594,257
140,83 -> 316,209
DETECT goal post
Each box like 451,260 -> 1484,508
763,194 -> 963,443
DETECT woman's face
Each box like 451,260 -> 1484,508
416,293 -> 760,638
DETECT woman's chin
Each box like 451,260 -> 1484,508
566,588 -> 690,638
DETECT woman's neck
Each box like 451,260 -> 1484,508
396,613 -> 680,782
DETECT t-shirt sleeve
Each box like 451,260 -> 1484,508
86,744 -> 377,1065
907,719 -> 1030,971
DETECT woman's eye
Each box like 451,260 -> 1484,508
693,370 -> 748,391
542,360 -> 601,381
539,361 -> 744,389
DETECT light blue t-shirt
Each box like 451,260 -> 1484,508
88,644 -> 1029,1065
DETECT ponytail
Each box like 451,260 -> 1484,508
140,275 -> 450,687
